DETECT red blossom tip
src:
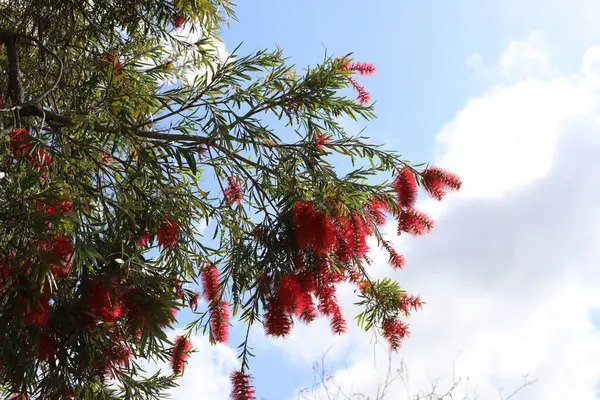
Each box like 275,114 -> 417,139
210,300 -> 229,343
170,335 -> 193,375
346,61 -> 376,76
387,247 -> 405,270
157,217 -> 178,248
348,77 -> 371,105
394,167 -> 417,209
189,292 -> 200,311
231,371 -> 256,400
201,264 -> 220,303
173,15 -> 185,30
421,166 -> 462,200
224,176 -> 243,205
397,208 -> 434,235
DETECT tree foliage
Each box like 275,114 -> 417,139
0,1 -> 461,398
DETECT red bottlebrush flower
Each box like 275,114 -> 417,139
345,61 -> 376,76
293,200 -> 314,250
210,300 -> 229,343
8,394 -> 27,399
293,201 -> 336,254
329,303 -> 347,334
157,217 -> 178,248
42,198 -> 72,217
30,150 -> 51,168
313,131 -> 332,151
189,292 -> 200,311
345,267 -> 362,284
382,318 -> 410,352
201,264 -> 220,303
296,292 -> 317,323
387,247 -> 405,270
9,128 -> 32,156
173,14 -> 185,29
136,231 -> 152,248
349,212 -> 369,258
102,151 -> 111,163
366,196 -> 387,226
41,234 -> 74,276
104,343 -> 132,377
401,294 -> 424,313
158,307 -> 178,328
231,371 -> 256,400
316,283 -> 338,317
348,77 -> 371,105
170,335 -> 193,375
394,167 -> 417,209
263,296 -> 293,337
421,166 -> 462,200
80,280 -> 122,323
173,280 -> 183,298
224,176 -> 243,205
398,208 -> 434,235
277,274 -> 303,314
23,296 -> 51,326
36,333 -> 56,360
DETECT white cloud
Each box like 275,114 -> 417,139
467,33 -> 558,84
276,37 -> 600,400
139,331 -> 238,399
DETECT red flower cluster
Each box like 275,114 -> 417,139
173,15 -> 185,29
170,335 -> 192,375
102,48 -> 123,75
263,262 -> 347,337
292,201 -> 336,254
201,264 -> 229,343
387,247 -> 405,270
201,264 -> 220,302
344,61 -> 376,76
79,279 -> 122,323
394,167 -> 417,208
189,292 -> 200,311
230,371 -> 256,400
157,217 -> 178,248
30,150 -> 52,169
136,230 -> 152,248
42,198 -> 73,217
23,296 -> 51,326
9,128 -> 32,156
103,343 -> 132,378
39,233 -> 74,276
313,131 -> 332,151
365,196 -> 387,226
348,77 -> 371,105
9,128 -> 53,169
382,318 -> 410,351
264,295 -> 293,337
211,300 -> 229,343
224,176 -> 243,205
421,166 -> 462,200
393,165 -> 438,236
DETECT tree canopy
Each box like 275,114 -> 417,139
0,1 -> 461,399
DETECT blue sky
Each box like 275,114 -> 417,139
146,1 -> 600,399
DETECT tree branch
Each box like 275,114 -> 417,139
1,30 -> 24,105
